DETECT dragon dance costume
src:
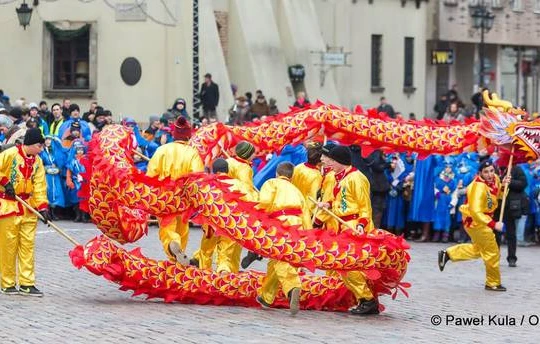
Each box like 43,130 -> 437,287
146,118 -> 204,259
0,138 -> 48,290
443,173 -> 503,288
257,175 -> 310,308
291,162 -> 323,216
196,175 -> 258,273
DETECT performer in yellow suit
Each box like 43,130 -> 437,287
194,159 -> 258,273
226,141 -> 256,189
146,117 -> 204,265
438,159 -> 509,291
193,141 -> 257,268
315,145 -> 379,315
291,144 -> 323,216
0,128 -> 50,297
256,162 -> 311,316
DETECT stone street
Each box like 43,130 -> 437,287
0,221 -> 538,343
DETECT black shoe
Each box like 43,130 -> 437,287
189,258 -> 199,268
241,251 -> 263,269
485,285 -> 506,292
288,288 -> 301,316
0,287 -> 19,295
438,250 -> 450,272
255,296 -> 272,309
349,298 -> 379,315
508,261 -> 517,268
18,285 -> 43,297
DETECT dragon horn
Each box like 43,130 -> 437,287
491,93 -> 514,111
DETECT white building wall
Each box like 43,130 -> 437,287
313,0 -> 428,116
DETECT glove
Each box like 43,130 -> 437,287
38,210 -> 51,225
3,182 -> 15,199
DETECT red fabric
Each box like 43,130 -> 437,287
332,166 -> 357,197
269,208 -> 302,218
17,145 -> 36,179
487,220 -> 496,229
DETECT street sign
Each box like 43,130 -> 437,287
431,49 -> 454,65
322,52 -> 347,66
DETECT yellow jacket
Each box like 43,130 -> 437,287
147,141 -> 204,180
226,157 -> 254,188
291,163 -> 323,214
220,174 -> 259,203
459,175 -> 501,229
318,167 -> 373,233
258,176 -> 311,229
0,145 -> 48,217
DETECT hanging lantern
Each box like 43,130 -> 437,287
16,1 -> 33,30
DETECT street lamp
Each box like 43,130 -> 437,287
16,1 -> 33,30
470,2 -> 495,87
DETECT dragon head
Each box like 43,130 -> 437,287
480,91 -> 540,160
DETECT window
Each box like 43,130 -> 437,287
43,22 -> 96,97
404,37 -> 414,88
535,0 -> 540,13
371,34 -> 383,90
468,0 -> 479,7
491,0 -> 503,9
51,26 -> 90,89
510,0 -> 523,11
443,0 -> 458,6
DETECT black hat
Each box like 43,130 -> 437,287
321,142 -> 337,156
327,145 -> 352,166
478,158 -> 493,172
70,121 -> 81,131
24,128 -> 45,145
9,107 -> 22,120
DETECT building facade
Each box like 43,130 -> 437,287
427,0 -> 540,116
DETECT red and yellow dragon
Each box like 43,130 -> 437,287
72,92 -> 537,312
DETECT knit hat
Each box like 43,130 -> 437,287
235,141 -> 255,160
29,102 -> 38,110
24,128 -> 45,145
70,121 -> 81,132
327,145 -> 352,166
9,107 -> 22,120
0,114 -> 13,128
173,116 -> 191,141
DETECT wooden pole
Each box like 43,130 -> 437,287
498,145 -> 515,222
307,196 -> 362,234
15,196 -> 80,246
133,149 -> 150,162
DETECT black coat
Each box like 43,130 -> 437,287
365,150 -> 391,194
200,82 -> 220,111
504,165 -> 528,220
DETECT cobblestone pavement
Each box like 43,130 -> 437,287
0,221 -> 539,343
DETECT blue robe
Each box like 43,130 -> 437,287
39,143 -> 67,208
433,173 -> 457,232
408,155 -> 437,222
65,147 -> 86,205
57,119 -> 92,141
253,144 -> 307,190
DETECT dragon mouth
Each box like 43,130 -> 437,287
515,126 -> 540,158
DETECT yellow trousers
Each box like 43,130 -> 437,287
0,210 -> 38,288
446,224 -> 501,287
326,270 -> 373,301
159,215 -> 189,259
259,260 -> 301,305
192,225 -> 242,273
